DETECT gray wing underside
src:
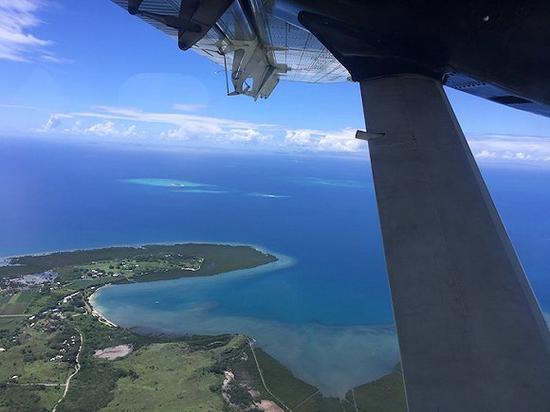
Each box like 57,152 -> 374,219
111,0 -> 550,117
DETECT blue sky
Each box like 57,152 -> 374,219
1,1 -> 550,162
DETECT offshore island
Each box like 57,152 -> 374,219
0,243 -> 405,411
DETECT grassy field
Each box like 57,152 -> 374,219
0,321 -> 75,383
0,294 -> 10,310
103,342 -> 226,411
0,317 -> 25,344
0,316 -> 76,411
0,290 -> 38,315
345,365 -> 406,412
0,385 -> 63,412
74,256 -> 203,281
56,316 -> 243,412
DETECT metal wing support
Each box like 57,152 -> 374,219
111,0 -> 350,99
121,0 -> 289,99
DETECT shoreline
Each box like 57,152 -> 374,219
87,289 -> 118,328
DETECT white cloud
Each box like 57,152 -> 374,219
41,114 -> 61,131
70,105 -> 273,144
284,128 -> 366,152
83,121 -> 137,137
38,113 -> 138,138
0,0 -> 48,61
75,105 -> 259,135
470,134 -> 550,164
161,127 -> 190,140
285,129 -> 318,146
0,0 -> 67,63
475,149 -> 497,159
38,113 -> 72,132
228,128 -> 269,142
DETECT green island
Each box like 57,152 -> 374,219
0,243 -> 405,411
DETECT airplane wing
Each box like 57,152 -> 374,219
111,0 -> 550,119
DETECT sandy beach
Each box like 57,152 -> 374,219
88,288 -> 119,328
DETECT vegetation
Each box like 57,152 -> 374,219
101,342 -> 228,411
226,345 -> 319,408
344,365 -> 406,411
0,244 -> 405,411
0,290 -> 39,315
0,244 -> 277,282
0,385 -> 61,412
0,317 -> 25,346
56,316 -> 248,412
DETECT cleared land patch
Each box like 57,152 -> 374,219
94,344 -> 133,360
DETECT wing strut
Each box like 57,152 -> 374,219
360,74 -> 550,411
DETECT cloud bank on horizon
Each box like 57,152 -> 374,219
469,135 -> 550,164
35,104 -> 550,164
37,104 -> 366,153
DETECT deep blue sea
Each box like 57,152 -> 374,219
1,137 -> 549,395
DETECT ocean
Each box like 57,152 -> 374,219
1,137 -> 549,396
